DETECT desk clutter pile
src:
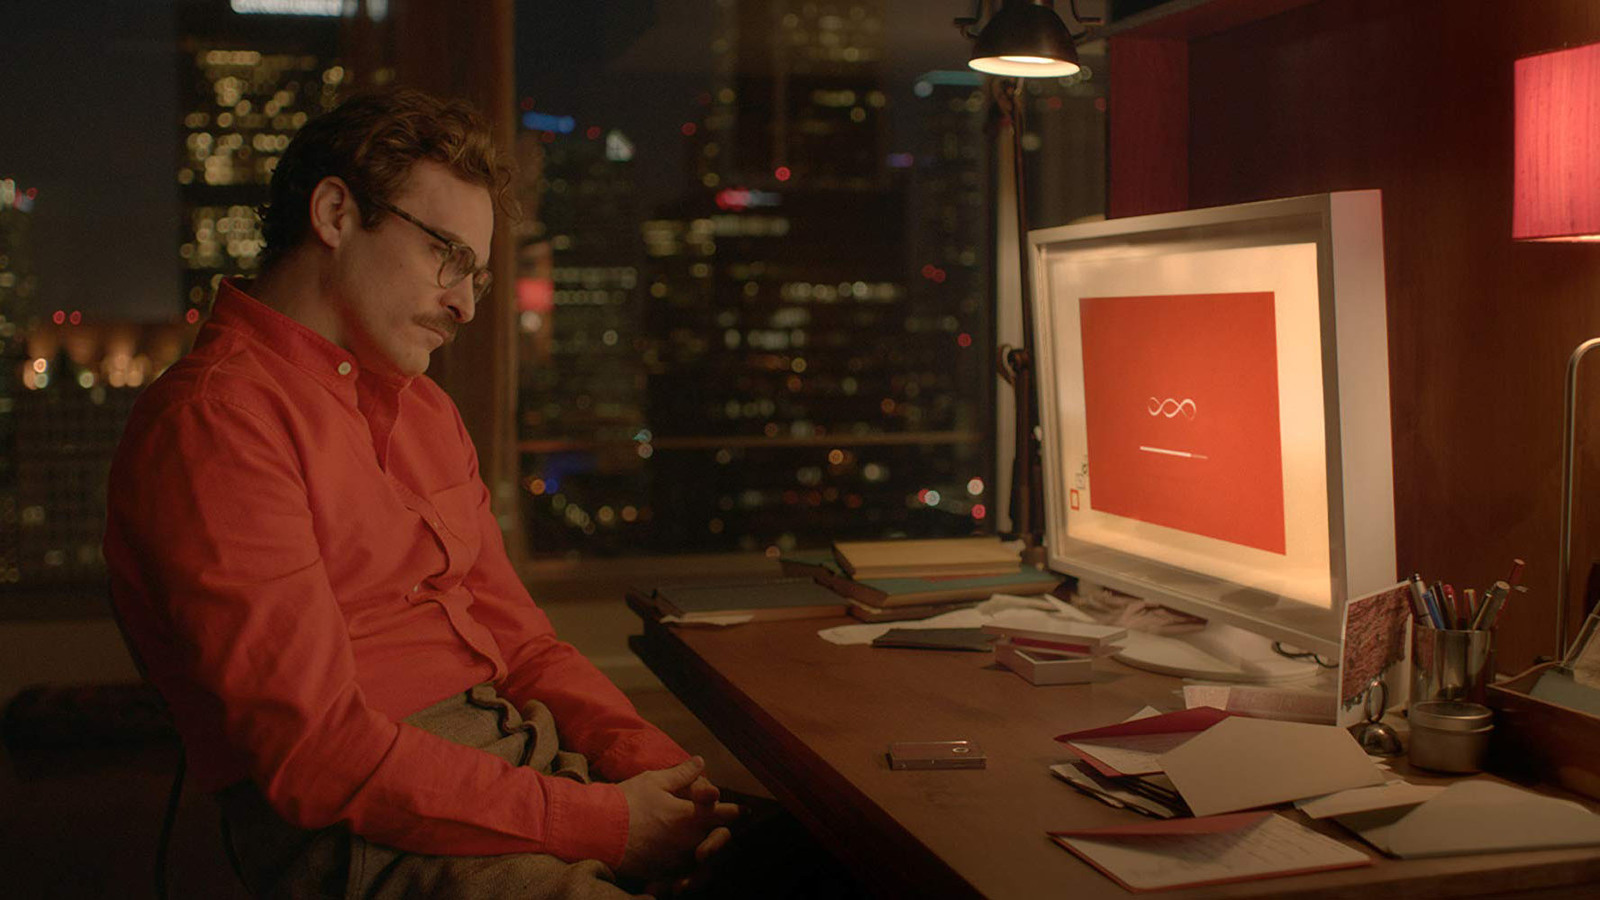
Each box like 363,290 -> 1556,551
633,536 -> 1061,625
633,538 -> 1600,893
1044,705 -> 1600,891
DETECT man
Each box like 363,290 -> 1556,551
104,88 -> 738,899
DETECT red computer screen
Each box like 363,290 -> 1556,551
1079,291 -> 1287,555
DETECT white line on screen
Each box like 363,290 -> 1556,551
1138,446 -> 1210,460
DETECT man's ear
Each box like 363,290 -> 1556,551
308,176 -> 358,250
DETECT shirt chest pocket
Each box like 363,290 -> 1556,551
425,479 -> 485,578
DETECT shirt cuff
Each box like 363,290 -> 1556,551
543,778 -> 630,868
593,729 -> 691,781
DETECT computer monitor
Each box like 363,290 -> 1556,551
1028,191 -> 1395,663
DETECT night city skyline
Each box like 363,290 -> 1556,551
0,0 -> 1106,583
0,0 -> 975,323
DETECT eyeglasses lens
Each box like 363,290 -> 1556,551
470,270 -> 492,298
437,246 -> 490,298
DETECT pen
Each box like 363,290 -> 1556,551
1422,585 -> 1448,630
1506,558 -> 1526,591
1441,583 -> 1462,629
1462,587 -> 1478,627
1472,580 -> 1511,630
1407,574 -> 1432,623
1484,584 -> 1525,631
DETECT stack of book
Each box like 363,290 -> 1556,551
636,577 -> 848,623
831,536 -> 1024,579
984,621 -> 1127,685
780,537 -> 1062,622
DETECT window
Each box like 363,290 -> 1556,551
512,1 -> 1028,558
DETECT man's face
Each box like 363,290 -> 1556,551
336,160 -> 494,378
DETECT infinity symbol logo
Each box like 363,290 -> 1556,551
1147,397 -> 1197,419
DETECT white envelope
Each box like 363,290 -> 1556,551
1296,781 -> 1445,819
1335,779 -> 1600,858
1159,716 -> 1386,817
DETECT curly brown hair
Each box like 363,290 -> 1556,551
258,87 -> 514,270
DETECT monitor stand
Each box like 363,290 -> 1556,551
1112,620 -> 1324,684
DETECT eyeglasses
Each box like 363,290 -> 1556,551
366,197 -> 493,300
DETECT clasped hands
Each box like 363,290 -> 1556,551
617,756 -> 741,894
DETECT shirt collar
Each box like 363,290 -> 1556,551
206,279 -> 412,463
206,278 -> 415,397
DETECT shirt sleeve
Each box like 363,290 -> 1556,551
106,396 -> 630,865
444,407 -> 691,781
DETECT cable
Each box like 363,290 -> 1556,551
1271,641 -> 1338,668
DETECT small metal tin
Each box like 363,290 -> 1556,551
1409,700 -> 1493,773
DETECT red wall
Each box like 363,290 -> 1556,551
1110,0 -> 1600,670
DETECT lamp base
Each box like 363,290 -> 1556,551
1018,542 -> 1047,568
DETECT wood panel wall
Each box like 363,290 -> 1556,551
341,0 -> 525,563
1109,0 -> 1600,670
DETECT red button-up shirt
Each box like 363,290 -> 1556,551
104,280 -> 687,866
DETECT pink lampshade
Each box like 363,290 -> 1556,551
1514,41 -> 1600,241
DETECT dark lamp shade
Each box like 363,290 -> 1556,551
969,1 -> 1080,78
1514,41 -> 1600,241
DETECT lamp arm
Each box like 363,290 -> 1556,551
1064,0 -> 1105,27
958,0 -> 1103,40
1557,336 -> 1600,660
954,0 -> 986,39
1002,77 -> 1044,562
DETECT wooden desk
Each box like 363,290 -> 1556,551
628,608 -> 1600,899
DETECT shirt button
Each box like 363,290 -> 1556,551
412,583 -> 421,592
337,362 -> 352,375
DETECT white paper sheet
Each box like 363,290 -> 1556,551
815,593 -> 1090,645
1054,813 -> 1371,891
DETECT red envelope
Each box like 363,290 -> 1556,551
1055,707 -> 1238,777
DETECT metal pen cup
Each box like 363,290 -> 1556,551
1411,625 -> 1494,705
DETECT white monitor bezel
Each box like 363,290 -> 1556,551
1028,191 -> 1395,657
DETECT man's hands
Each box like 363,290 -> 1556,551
616,756 -> 740,882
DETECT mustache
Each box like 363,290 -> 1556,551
415,314 -> 459,344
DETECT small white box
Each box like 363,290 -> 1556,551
996,639 -> 1093,685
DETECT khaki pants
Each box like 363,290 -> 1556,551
219,684 -> 646,900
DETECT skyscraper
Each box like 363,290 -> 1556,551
704,0 -> 890,189
0,1 -> 347,597
632,0 -> 992,554
511,2 -> 996,556
175,0 -> 343,317
10,322 -> 192,590
0,177 -> 40,586
514,124 -> 654,554
904,68 -> 995,516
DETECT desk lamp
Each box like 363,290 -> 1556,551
955,0 -> 1085,563
1514,40 -> 1600,667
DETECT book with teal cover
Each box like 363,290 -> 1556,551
780,551 -> 1063,609
648,577 -> 847,622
